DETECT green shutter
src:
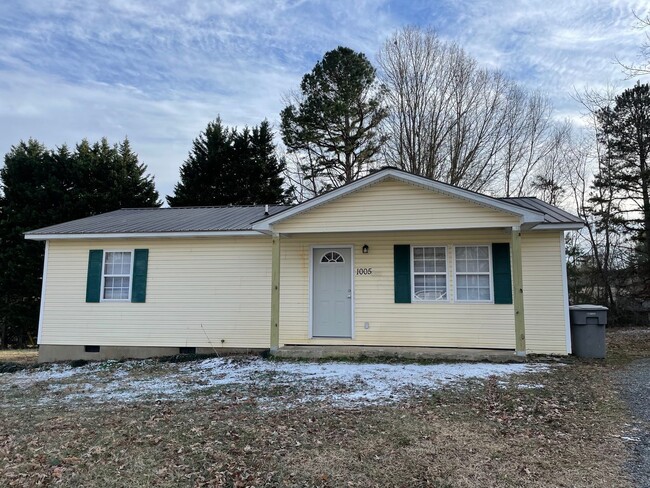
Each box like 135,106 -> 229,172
131,249 -> 149,303
492,243 -> 513,304
394,245 -> 411,303
86,250 -> 103,303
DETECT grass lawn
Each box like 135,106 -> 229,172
0,348 -> 38,365
0,329 -> 647,488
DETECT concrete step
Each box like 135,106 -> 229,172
272,345 -> 524,363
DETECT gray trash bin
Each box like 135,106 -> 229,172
569,304 -> 608,358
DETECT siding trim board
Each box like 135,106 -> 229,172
560,233 -> 572,354
37,241 -> 49,344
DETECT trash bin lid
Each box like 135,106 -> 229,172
569,304 -> 609,311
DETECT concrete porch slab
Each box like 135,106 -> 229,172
272,345 -> 524,363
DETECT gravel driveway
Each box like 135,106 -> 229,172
616,358 -> 650,487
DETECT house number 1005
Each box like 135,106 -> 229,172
356,268 -> 373,275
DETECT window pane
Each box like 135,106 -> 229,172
435,259 -> 446,272
478,288 -> 491,300
466,260 -> 478,272
456,247 -> 466,259
478,246 -> 489,259
478,260 -> 490,272
478,275 -> 490,287
457,288 -> 468,300
424,247 -> 436,260
414,259 -> 425,272
413,247 -> 423,259
121,253 -> 131,274
104,253 -> 113,274
116,288 -> 129,300
457,275 -> 468,287
467,247 -> 477,259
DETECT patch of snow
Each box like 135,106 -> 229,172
0,357 -> 550,409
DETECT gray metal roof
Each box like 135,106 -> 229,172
500,197 -> 583,225
25,183 -> 582,237
25,205 -> 287,235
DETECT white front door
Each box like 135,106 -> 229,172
312,248 -> 352,338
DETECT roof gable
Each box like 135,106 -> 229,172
254,169 -> 545,233
259,177 -> 526,234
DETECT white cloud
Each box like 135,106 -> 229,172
0,0 -> 648,198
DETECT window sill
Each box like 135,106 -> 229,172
454,300 -> 494,305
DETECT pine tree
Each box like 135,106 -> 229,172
593,82 -> 650,297
167,117 -> 289,206
280,46 -> 388,194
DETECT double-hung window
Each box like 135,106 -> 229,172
455,246 -> 491,302
102,251 -> 133,301
412,246 -> 448,301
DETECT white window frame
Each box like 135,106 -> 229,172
100,250 -> 134,302
411,245 -> 449,302
453,244 -> 493,303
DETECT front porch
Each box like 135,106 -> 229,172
272,344 -> 524,363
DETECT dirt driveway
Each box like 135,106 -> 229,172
611,328 -> 650,488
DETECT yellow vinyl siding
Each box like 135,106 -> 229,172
40,230 -> 568,355
279,230 -> 517,349
521,231 -> 568,354
273,179 -> 521,233
41,237 -> 272,348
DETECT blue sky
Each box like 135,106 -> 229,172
1,0 -> 648,198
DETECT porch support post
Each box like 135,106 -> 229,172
511,226 -> 526,356
270,233 -> 281,351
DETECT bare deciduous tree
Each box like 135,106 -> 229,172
618,12 -> 650,78
378,26 -> 566,195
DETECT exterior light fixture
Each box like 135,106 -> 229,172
362,244 -> 369,254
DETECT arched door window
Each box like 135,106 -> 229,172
321,251 -> 345,263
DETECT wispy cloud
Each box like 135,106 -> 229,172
0,0 -> 648,196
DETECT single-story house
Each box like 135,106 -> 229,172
25,168 -> 584,362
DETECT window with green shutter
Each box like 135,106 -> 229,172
85,248 -> 149,303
